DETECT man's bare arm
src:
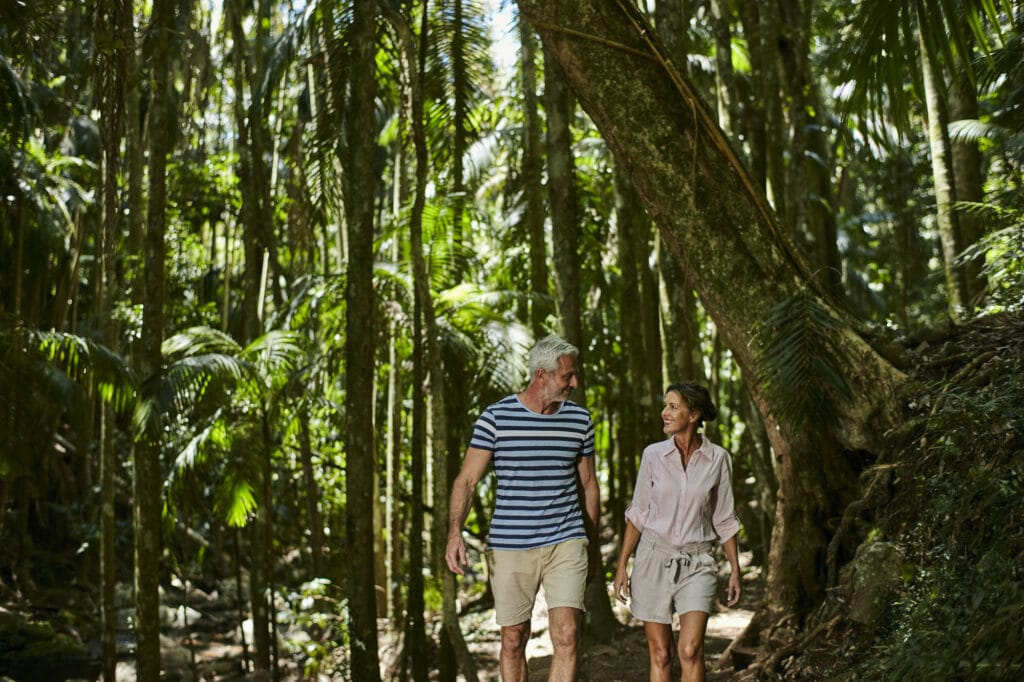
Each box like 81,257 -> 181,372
444,447 -> 492,575
577,455 -> 601,578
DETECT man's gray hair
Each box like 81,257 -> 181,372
528,335 -> 579,377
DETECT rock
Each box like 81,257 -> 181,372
847,540 -> 904,627
160,633 -> 194,682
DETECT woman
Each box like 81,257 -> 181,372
613,382 -> 742,682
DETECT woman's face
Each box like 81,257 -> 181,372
662,390 -> 699,436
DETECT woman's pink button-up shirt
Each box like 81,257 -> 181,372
624,435 -> 741,546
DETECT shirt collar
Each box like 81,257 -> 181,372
656,434 -> 714,460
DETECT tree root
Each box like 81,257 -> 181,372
825,465 -> 893,587
754,613 -> 843,680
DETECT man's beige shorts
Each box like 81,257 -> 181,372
487,537 -> 589,626
629,535 -> 717,624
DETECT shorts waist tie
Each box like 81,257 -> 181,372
641,537 -> 715,583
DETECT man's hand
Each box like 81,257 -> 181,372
445,533 -> 468,576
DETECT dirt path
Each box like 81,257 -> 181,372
463,568 -> 763,681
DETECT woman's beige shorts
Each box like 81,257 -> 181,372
487,537 -> 589,626
628,535 -> 717,624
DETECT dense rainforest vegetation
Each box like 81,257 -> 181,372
1,0 -> 1022,680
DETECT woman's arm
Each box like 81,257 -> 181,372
612,520 -> 643,603
722,533 -> 741,606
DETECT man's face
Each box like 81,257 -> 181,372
540,354 -> 579,403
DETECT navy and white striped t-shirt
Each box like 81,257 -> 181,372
469,394 -> 596,550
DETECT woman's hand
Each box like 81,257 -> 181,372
612,566 -> 630,604
726,570 -> 742,607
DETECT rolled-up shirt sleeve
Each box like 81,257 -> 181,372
712,451 -> 741,541
624,451 -> 653,532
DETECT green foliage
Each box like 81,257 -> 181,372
856,334 -> 1024,679
277,579 -> 349,679
754,294 -> 853,430
958,216 -> 1024,313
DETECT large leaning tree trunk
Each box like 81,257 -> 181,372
516,0 -> 907,627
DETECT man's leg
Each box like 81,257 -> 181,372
500,620 -> 531,682
547,606 -> 581,681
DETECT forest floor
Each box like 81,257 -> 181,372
83,566 -> 760,682
76,558 -> 761,682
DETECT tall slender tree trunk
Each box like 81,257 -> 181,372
736,0 -> 767,189
450,0 -> 469,279
342,0 -> 381,678
135,0 -> 183,677
613,168 -> 646,496
949,65 -> 987,306
123,15 -> 146,674
544,49 -> 582,350
778,0 -> 812,240
653,0 -> 693,72
94,1 -> 128,678
227,0 -> 281,340
916,0 -> 969,321
658,243 -> 705,386
709,0 -> 738,136
521,21 -> 548,337
543,45 -> 618,642
653,0 -> 705,392
298,413 -> 324,577
385,326 -> 405,624
805,84 -> 844,299
382,5 -> 478,677
406,7 -> 431,678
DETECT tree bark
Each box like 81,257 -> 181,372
543,44 -> 619,642
544,48 -> 582,351
342,0 -> 381,678
135,0 -> 184,677
450,0 -> 469,279
709,0 -> 738,135
298,413 -> 324,577
521,22 -> 549,337
949,65 -> 987,305
516,0 -> 906,623
93,1 -> 128,677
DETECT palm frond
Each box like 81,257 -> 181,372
167,418 -> 220,485
832,0 -> 1006,132
163,325 -> 244,358
949,118 -> 1011,144
133,352 -> 252,440
755,294 -> 854,431
221,478 -> 257,528
243,330 -> 305,382
34,328 -> 136,413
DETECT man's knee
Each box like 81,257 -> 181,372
548,609 -> 581,654
501,622 -> 531,654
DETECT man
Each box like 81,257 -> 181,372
445,335 -> 601,681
